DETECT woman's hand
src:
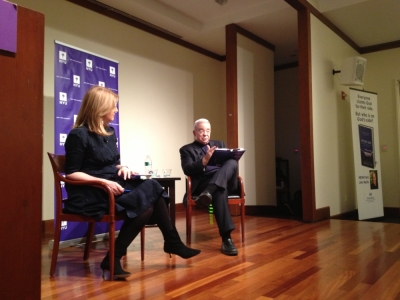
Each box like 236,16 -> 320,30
117,166 -> 132,180
117,166 -> 140,180
107,180 -> 124,195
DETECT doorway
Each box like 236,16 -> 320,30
274,67 -> 302,219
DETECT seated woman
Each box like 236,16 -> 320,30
64,86 -> 200,279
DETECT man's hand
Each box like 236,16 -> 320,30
202,145 -> 217,166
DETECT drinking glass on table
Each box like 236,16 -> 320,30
162,169 -> 171,177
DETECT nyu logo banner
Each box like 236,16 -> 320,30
54,41 -> 120,241
0,1 -> 17,52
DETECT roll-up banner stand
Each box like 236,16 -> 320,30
350,88 -> 384,220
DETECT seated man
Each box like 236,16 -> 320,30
179,118 -> 239,256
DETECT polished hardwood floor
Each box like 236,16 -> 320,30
41,211 -> 400,299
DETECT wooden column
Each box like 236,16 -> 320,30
225,24 -> 240,216
225,24 -> 239,149
297,8 -> 317,222
0,6 -> 44,299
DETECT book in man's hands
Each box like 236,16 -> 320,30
207,148 -> 245,166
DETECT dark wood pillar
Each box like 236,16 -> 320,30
297,8 -> 317,222
0,6 -> 44,299
225,24 -> 240,215
225,24 -> 239,149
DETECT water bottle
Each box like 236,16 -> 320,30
144,155 -> 152,174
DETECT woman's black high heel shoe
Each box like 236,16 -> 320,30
163,227 -> 201,259
100,253 -> 131,279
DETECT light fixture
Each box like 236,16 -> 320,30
215,0 -> 228,5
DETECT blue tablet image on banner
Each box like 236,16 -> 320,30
358,124 -> 374,168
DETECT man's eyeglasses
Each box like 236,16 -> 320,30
197,129 -> 211,134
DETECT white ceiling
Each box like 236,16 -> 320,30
97,0 -> 400,65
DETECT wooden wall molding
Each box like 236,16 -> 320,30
68,0 -> 400,63
66,0 -> 225,61
360,40 -> 400,54
285,0 -> 400,54
234,24 -> 275,52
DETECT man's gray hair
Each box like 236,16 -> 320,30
194,118 -> 210,130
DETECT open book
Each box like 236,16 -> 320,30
208,148 -> 245,166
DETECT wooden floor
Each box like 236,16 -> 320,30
42,211 -> 400,300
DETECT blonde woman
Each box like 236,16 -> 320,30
64,86 -> 200,279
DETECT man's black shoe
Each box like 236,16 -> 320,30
221,238 -> 238,256
195,191 -> 212,208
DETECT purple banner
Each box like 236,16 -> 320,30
54,41 -> 121,241
0,1 -> 18,53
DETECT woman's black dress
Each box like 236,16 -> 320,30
64,125 -> 169,221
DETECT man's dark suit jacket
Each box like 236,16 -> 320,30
179,139 -> 225,206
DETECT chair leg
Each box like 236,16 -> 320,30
50,219 -> 62,276
240,203 -> 245,243
108,222 -> 115,281
140,227 -> 145,261
186,205 -> 192,244
83,222 -> 95,260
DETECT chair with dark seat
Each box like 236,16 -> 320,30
185,175 -> 245,243
47,152 -> 146,280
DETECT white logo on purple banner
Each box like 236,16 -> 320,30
59,51 -> 67,64
59,133 -> 67,146
73,75 -> 80,87
59,92 -> 67,105
99,81 -> 105,87
86,59 -> 93,71
110,66 -> 116,78
61,221 -> 67,230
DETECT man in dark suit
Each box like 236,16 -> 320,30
179,118 -> 239,256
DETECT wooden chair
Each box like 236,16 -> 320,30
185,176 -> 245,243
47,152 -> 146,280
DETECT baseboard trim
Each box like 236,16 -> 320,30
42,219 -> 53,236
330,209 -> 358,220
47,232 -> 118,250
330,207 -> 400,220
315,206 -> 330,222
43,219 -> 119,250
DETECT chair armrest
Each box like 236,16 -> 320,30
237,176 -> 245,198
186,176 -> 193,196
61,177 -> 116,216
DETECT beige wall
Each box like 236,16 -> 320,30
311,15 -> 359,215
363,48 -> 400,207
237,35 -> 275,206
13,0 -> 225,220
311,14 -> 400,215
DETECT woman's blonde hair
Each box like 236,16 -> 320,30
73,86 -> 118,136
